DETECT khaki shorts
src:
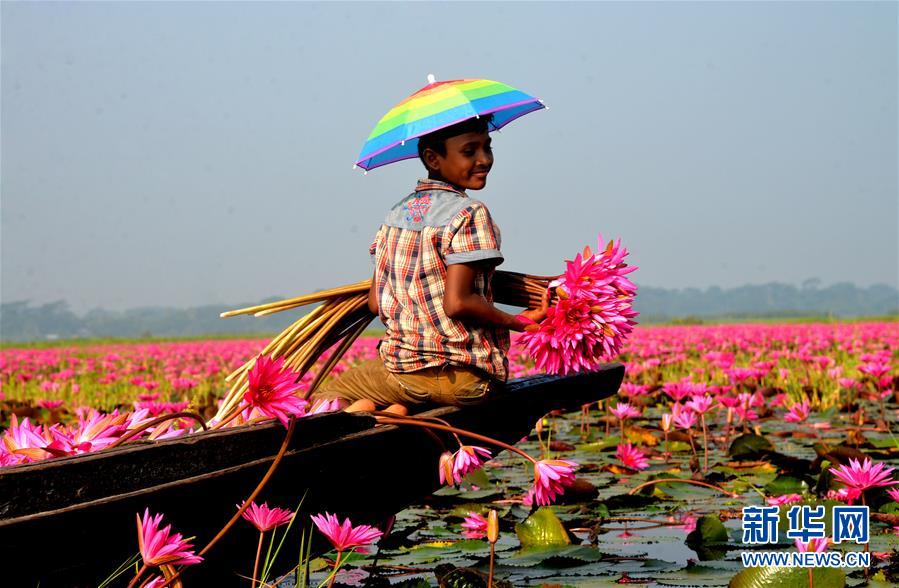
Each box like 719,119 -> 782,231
312,359 -> 501,408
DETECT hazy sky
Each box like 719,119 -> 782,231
2,1 -> 897,313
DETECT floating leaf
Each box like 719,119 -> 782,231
729,565 -> 845,588
764,474 -> 809,496
729,434 -> 775,460
393,579 -> 432,588
435,563 -> 513,588
501,544 -> 605,568
577,436 -> 622,452
878,502 -> 899,515
514,507 -> 571,548
460,467 -> 491,489
685,514 -> 729,545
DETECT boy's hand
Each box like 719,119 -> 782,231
518,288 -> 550,324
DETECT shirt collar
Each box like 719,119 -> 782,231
415,178 -> 467,197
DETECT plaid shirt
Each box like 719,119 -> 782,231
370,178 -> 510,381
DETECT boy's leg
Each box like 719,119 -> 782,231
393,364 -> 500,407
312,359 -> 408,409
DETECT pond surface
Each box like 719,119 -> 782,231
299,401 -> 899,587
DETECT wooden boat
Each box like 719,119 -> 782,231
0,365 -> 624,586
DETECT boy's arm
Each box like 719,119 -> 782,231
444,262 -> 548,331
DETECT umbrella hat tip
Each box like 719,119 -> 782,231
427,73 -> 436,84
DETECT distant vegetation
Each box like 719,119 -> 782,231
1,281 -> 896,342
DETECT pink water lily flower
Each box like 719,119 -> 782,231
686,395 -> 714,415
829,458 -> 898,492
826,487 -> 862,504
2,415 -> 51,462
619,382 -> 650,397
858,361 -> 891,380
610,402 -> 641,420
672,407 -> 697,430
675,513 -> 698,534
240,501 -> 294,532
795,537 -> 830,552
886,487 -> 899,502
461,512 -> 489,539
784,400 -> 810,423
766,494 -> 803,506
310,512 -> 382,553
136,508 -> 203,566
532,459 -> 578,506
244,355 -> 308,427
616,443 -> 649,471
37,399 -> 65,410
452,445 -> 492,484
438,451 -> 455,486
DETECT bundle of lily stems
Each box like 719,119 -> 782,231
211,271 -> 555,423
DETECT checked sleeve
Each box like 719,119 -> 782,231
443,203 -> 504,266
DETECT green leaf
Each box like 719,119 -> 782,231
666,441 -> 694,453
729,565 -> 845,588
460,467 -> 491,489
501,544 -> 604,567
435,564 -> 513,588
729,434 -> 775,460
593,502 -> 611,519
514,507 -> 571,548
764,475 -> 809,496
685,514 -> 729,545
878,501 -> 899,514
393,579 -> 432,588
433,487 -> 505,501
576,435 -> 622,452
865,436 -> 899,449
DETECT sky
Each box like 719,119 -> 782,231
2,1 -> 897,313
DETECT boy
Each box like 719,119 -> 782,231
314,115 -> 548,414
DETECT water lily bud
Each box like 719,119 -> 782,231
438,451 -> 455,486
487,510 -> 499,544
661,413 -> 673,433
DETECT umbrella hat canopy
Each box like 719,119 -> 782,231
355,75 -> 546,171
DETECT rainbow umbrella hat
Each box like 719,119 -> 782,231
355,75 -> 546,172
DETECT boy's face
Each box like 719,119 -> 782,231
423,131 -> 493,191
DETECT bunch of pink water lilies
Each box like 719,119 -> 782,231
519,235 -> 639,375
122,503 -> 383,588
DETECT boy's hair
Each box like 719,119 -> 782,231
417,114 -> 495,166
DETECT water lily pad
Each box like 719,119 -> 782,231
685,514 -> 729,545
432,487 -> 505,502
729,434 -> 775,460
501,544 -> 605,567
764,474 -> 809,495
435,564 -> 514,588
392,579 -> 432,588
577,436 -> 622,452
729,565 -> 845,588
515,507 -> 571,548
878,502 -> 899,515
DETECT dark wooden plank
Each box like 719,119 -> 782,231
0,410 -> 376,519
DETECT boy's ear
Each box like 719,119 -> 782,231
421,147 -> 441,172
